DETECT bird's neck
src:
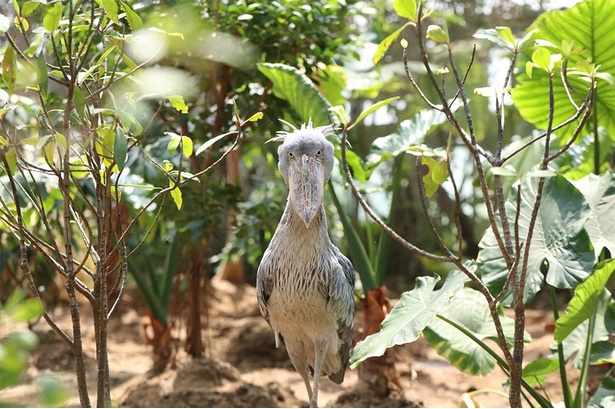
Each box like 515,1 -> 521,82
281,197 -> 330,240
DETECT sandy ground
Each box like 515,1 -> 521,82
0,280 -> 576,408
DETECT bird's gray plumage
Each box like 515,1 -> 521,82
256,123 -> 355,407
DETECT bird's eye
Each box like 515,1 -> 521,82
316,149 -> 322,157
288,151 -> 294,158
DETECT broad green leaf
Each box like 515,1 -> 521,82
393,0 -> 417,21
421,156 -> 448,198
120,1 -> 143,31
496,26 -> 516,46
194,131 -> 236,156
349,271 -> 466,369
2,44 -> 16,93
373,24 -> 410,65
181,135 -> 193,158
257,63 -> 332,127
368,102 -> 461,167
474,28 -> 514,50
424,287 -> 522,376
426,25 -> 448,43
477,174 -> 594,305
349,96 -> 399,130
554,290 -> 612,368
571,172 -> 615,258
43,2 -> 62,32
168,95 -> 188,114
512,0 -> 615,141
588,376 -> 615,408
169,184 -> 182,210
21,1 -> 41,17
554,259 -> 615,342
113,127 -> 127,172
521,358 -> 559,387
329,105 -> 347,128
0,13 -> 10,34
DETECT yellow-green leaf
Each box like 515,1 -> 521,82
120,1 -> 143,31
43,2 -> 62,32
170,184 -> 182,210
97,0 -> 119,23
166,132 -> 181,154
350,96 -> 400,130
245,112 -> 264,123
37,52 -> 48,96
2,44 -> 17,93
113,127 -> 127,172
4,147 -> 17,175
426,25 -> 449,43
532,48 -> 552,72
422,156 -> 449,198
393,0 -> 417,21
168,95 -> 188,114
374,23 -> 411,65
181,135 -> 193,158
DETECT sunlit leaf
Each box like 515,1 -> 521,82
555,259 -> 615,342
349,96 -> 399,130
43,2 -> 62,32
350,272 -> 466,368
426,25 -> 448,43
170,184 -> 182,210
97,0 -> 119,23
245,112 -> 263,123
194,131 -> 236,156
168,95 -> 188,114
120,1 -> 143,31
421,156 -> 448,198
393,0 -> 417,21
0,13 -> 10,34
521,358 -> 559,387
373,23 -> 410,65
181,135 -> 193,158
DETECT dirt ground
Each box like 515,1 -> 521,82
1,279 -> 575,408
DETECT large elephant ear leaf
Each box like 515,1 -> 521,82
257,63 -> 332,127
512,0 -> 615,141
477,174 -> 594,305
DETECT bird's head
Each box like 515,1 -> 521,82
274,122 -> 335,228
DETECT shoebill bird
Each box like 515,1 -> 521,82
257,122 -> 355,408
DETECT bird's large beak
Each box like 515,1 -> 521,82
288,155 -> 325,228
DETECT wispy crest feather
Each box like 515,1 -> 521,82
266,118 -> 336,144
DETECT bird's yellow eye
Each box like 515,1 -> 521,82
316,149 -> 322,157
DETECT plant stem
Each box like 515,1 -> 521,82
574,308 -> 596,407
549,286 -> 572,408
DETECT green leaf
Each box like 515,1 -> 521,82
181,135 -> 193,158
425,287 -> 523,376
522,358 -> 559,387
373,23 -> 410,65
571,172 -> 615,258
349,271 -> 466,369
168,95 -> 188,114
531,48 -> 552,72
4,148 -> 17,175
426,25 -> 449,43
21,1 -> 41,17
169,184 -> 182,210
393,0 -> 417,21
257,63 -> 331,126
513,0 -> 615,141
11,298 -> 44,322
421,156 -> 449,198
120,1 -> 143,31
478,174 -> 594,305
496,26 -> 516,46
2,44 -> 17,93
43,2 -> 62,32
554,259 -> 615,342
368,102 -> 461,167
0,13 -> 10,34
113,127 -> 127,172
554,290 -> 612,368
473,28 -> 514,50
245,112 -> 263,123
97,0 -> 119,23
6,330 -> 39,350
37,52 -> 48,97
349,96 -> 399,130
194,131 -> 236,156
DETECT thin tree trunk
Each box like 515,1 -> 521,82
185,247 -> 204,358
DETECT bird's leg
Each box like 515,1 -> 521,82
310,338 -> 330,408
302,368 -> 313,403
